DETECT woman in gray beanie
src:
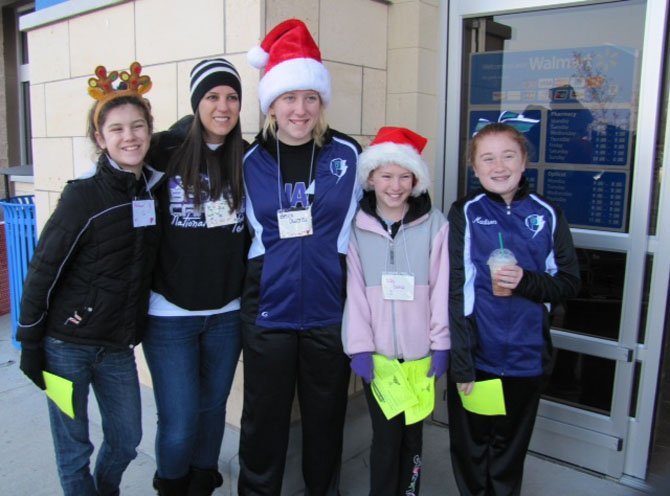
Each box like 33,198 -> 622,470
143,58 -> 248,496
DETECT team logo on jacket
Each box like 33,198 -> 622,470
330,158 -> 348,183
525,214 -> 546,238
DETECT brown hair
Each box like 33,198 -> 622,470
165,107 -> 245,212
87,95 -> 154,153
468,122 -> 529,166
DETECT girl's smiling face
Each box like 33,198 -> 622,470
471,131 -> 527,204
197,85 -> 240,144
368,163 -> 415,221
95,103 -> 150,176
270,90 -> 322,145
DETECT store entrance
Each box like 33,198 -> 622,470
437,0 -> 670,482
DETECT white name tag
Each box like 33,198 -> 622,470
205,198 -> 238,228
277,207 -> 313,238
132,199 -> 156,227
381,272 -> 415,301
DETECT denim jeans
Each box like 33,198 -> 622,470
142,311 -> 242,479
43,336 -> 142,496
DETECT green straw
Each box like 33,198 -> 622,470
498,232 -> 504,250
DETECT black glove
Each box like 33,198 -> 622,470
19,343 -> 46,390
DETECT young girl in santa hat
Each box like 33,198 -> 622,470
342,126 -> 450,495
239,19 -> 362,495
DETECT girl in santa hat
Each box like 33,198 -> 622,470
239,18 -> 362,495
342,127 -> 450,495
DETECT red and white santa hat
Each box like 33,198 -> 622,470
358,127 -> 430,197
247,19 -> 331,114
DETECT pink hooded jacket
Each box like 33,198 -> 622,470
342,208 -> 450,360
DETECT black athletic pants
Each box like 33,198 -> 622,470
447,372 -> 542,496
238,322 -> 350,496
363,383 -> 424,495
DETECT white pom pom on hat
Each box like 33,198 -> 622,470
247,45 -> 269,69
247,18 -> 331,114
358,127 -> 431,197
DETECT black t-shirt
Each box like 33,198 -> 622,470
265,134 -> 321,208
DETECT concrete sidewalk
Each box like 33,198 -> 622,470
0,312 -> 649,495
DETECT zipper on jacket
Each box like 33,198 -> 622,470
387,229 -> 400,357
388,239 -> 395,265
391,300 -> 400,358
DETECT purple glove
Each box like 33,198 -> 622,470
427,350 -> 450,379
350,352 -> 374,384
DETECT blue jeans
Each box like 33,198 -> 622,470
44,336 -> 142,496
142,311 -> 242,478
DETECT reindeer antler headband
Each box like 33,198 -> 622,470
88,61 -> 152,130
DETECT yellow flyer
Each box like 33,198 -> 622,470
43,371 -> 75,419
401,356 -> 435,425
370,355 -> 418,419
458,378 -> 506,416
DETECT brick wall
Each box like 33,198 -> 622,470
0,7 -> 9,170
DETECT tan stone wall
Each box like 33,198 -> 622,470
387,0 -> 441,193
11,178 -> 34,196
23,0 -> 442,427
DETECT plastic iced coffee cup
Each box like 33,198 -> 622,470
487,248 -> 517,297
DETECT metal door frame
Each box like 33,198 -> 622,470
436,0 -> 669,481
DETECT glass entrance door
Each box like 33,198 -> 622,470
438,0 -> 669,481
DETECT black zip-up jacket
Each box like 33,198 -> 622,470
448,178 -> 581,383
16,155 -> 164,349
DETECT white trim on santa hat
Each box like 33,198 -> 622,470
257,57 -> 331,114
357,142 -> 430,197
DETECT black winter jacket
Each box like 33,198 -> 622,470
16,155 -> 164,349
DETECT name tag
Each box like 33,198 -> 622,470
277,207 -> 313,238
205,198 -> 238,228
132,199 -> 156,227
381,272 -> 415,301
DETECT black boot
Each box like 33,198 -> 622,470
187,467 -> 223,496
153,471 -> 190,496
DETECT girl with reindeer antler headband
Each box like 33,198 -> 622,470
16,61 -> 165,496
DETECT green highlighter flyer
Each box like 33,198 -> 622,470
458,378 -> 506,416
401,357 -> 434,424
370,354 -> 434,425
43,371 -> 75,419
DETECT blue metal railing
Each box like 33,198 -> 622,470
0,196 -> 37,348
